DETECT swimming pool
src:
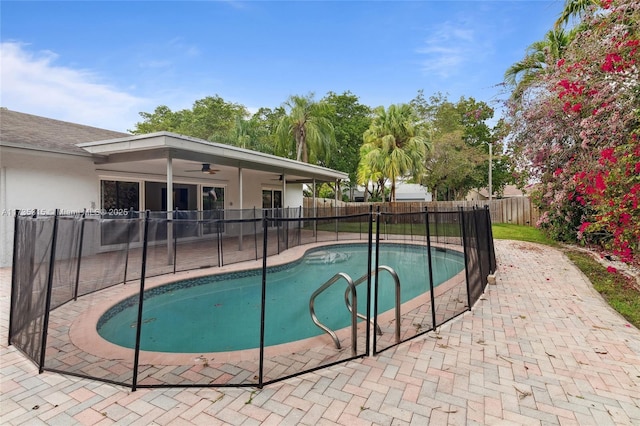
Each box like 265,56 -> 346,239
97,243 -> 464,353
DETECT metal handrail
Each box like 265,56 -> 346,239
345,265 -> 401,343
309,272 -> 358,355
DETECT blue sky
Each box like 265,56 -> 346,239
1,1 -> 564,132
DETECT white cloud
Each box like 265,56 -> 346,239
417,22 -> 479,78
0,42 -> 148,132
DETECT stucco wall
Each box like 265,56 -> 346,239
285,183 -> 304,210
0,149 -> 99,266
0,151 -> 311,266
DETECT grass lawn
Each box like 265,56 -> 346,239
491,223 -> 558,246
565,250 -> 640,328
492,223 -> 640,329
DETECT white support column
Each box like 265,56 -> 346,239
238,168 -> 243,211
334,179 -> 339,235
238,167 -> 243,250
312,179 -> 317,236
166,155 -> 174,265
282,174 -> 286,208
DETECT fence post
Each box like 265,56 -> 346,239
38,209 -> 60,373
365,205 -> 373,356
132,210 -> 150,392
298,206 -> 302,246
254,207 -> 258,261
373,206 -> 381,353
285,207 -> 289,251
472,206 -> 486,294
459,207 -> 472,309
276,208 -> 281,254
8,210 -> 21,346
217,217 -> 224,267
258,214 -> 269,388
73,209 -> 87,301
485,205 -> 495,274
173,209 -> 178,273
334,202 -> 338,240
425,207 -> 437,329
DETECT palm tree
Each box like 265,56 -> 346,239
555,0 -> 601,29
357,144 -> 386,201
358,104 -> 431,202
504,28 -> 574,99
275,94 -> 335,164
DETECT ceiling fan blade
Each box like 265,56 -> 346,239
184,163 -> 220,173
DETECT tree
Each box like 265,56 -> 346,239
245,107 -> 285,155
188,96 -> 249,141
321,91 -> 372,195
357,143 -> 387,201
421,130 -> 484,201
275,94 -> 335,164
130,95 -> 248,141
555,0 -> 601,29
358,104 -> 431,202
504,29 -> 575,100
411,93 -> 512,200
130,105 -> 188,134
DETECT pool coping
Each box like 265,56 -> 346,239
69,240 -> 467,365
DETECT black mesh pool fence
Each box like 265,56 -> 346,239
9,206 -> 495,389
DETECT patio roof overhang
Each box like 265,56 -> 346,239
77,131 -> 348,184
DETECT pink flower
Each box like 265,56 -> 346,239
595,174 -> 607,192
607,266 -> 617,274
602,53 -> 623,72
620,213 -> 631,225
600,147 -> 617,163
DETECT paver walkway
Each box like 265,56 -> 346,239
1,240 -> 639,425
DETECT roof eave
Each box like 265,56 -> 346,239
77,132 -> 349,181
0,141 -> 96,158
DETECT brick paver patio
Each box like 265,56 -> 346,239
2,240 -> 639,425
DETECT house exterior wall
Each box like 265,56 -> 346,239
285,183 -> 303,209
0,150 -> 312,266
0,149 -> 99,266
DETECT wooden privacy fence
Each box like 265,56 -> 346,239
303,197 -> 540,227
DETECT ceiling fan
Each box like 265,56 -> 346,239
185,163 -> 220,175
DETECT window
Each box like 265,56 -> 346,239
262,189 -> 282,209
203,187 -> 225,234
101,180 -> 139,212
100,180 -> 140,245
263,189 -> 282,226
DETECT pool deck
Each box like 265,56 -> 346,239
2,240 -> 640,425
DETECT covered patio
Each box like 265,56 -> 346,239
78,131 -> 348,215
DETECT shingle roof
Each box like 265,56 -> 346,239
0,108 -> 129,155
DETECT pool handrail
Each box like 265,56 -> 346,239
345,266 -> 401,343
309,272 -> 358,356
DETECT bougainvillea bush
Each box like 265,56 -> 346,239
506,0 -> 639,263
